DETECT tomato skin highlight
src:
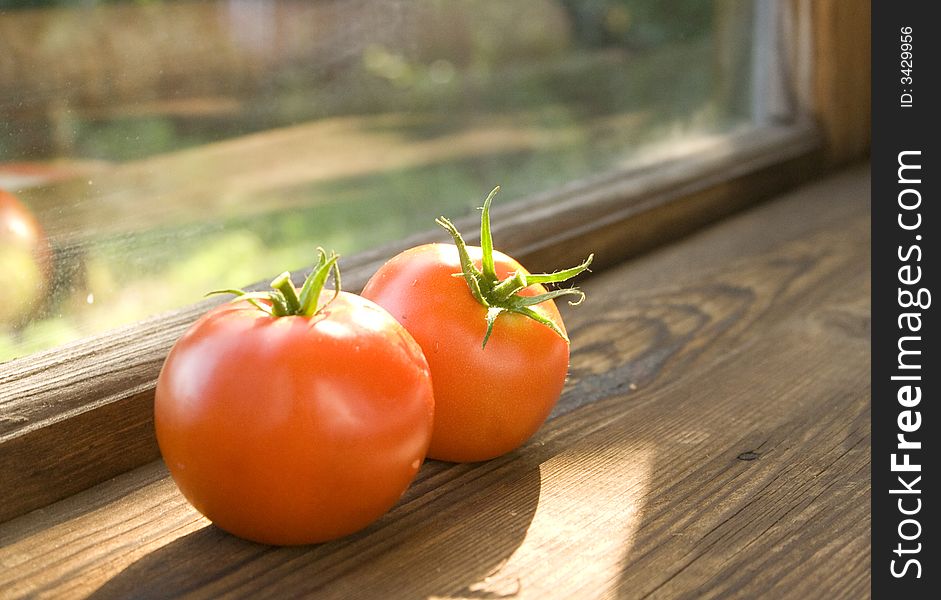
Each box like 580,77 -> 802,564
362,243 -> 569,463
155,291 -> 434,545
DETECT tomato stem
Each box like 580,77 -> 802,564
437,187 -> 593,347
491,272 -> 527,302
208,248 -> 341,318
271,272 -> 301,315
298,249 -> 341,317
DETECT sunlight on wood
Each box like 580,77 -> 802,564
432,445 -> 653,600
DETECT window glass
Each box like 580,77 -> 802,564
0,0 -> 758,361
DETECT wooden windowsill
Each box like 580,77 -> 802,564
0,164 -> 870,598
0,123 -> 823,523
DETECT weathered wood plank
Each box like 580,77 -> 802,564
0,165 -> 870,598
0,123 -> 821,524
810,0 -> 871,165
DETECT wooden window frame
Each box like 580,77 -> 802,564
0,0 -> 869,524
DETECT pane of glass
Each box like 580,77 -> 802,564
1,0 -> 759,361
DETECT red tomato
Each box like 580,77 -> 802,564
155,254 -> 434,545
0,189 -> 53,326
362,188 -> 590,462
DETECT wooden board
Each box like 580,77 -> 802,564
0,165 -> 870,598
810,0 -> 871,164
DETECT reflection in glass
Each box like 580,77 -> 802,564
0,0 -> 757,360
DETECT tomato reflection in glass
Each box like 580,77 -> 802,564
0,189 -> 53,328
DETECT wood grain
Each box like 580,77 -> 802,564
810,0 -> 871,164
0,124 -> 821,524
0,165 -> 870,599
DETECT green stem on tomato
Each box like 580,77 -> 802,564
437,186 -> 593,347
491,271 -> 528,302
478,185 -> 501,283
208,248 -> 341,318
270,272 -> 301,315
297,248 -> 341,317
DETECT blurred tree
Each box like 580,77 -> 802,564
558,0 -> 715,49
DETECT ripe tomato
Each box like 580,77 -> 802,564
0,189 -> 53,326
362,188 -> 591,462
155,252 -> 434,545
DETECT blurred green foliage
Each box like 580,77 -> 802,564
0,0 -> 753,360
0,0 -> 155,8
559,0 -> 714,48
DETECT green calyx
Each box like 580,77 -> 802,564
208,248 -> 341,317
436,186 -> 593,347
